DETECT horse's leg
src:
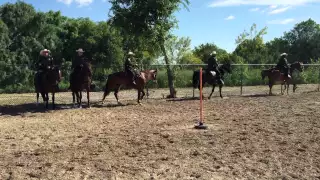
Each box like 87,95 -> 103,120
137,89 -> 141,104
287,83 -> 289,95
52,92 -> 55,110
114,87 -> 120,104
36,92 -> 39,106
79,91 -> 82,108
87,87 -> 90,108
72,92 -> 76,108
219,84 -> 223,99
45,92 -> 49,109
293,84 -> 297,93
269,81 -> 273,95
101,89 -> 110,105
141,90 -> 145,100
208,84 -> 215,100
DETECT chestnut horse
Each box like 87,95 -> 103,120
69,61 -> 93,108
34,66 -> 62,109
261,62 -> 303,95
101,69 -> 158,105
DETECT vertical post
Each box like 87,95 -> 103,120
200,68 -> 203,123
240,65 -> 243,95
194,67 -> 207,129
318,66 -> 320,92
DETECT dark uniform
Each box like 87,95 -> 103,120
124,54 -> 139,85
275,53 -> 290,77
72,54 -> 91,75
36,51 -> 54,84
207,53 -> 221,79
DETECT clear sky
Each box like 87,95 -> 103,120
2,0 -> 320,52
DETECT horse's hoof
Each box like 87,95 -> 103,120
138,102 -> 143,106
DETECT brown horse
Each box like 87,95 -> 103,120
261,62 -> 303,95
34,66 -> 62,109
101,69 -> 158,105
69,61 -> 93,108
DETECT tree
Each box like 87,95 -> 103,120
158,36 -> 191,65
265,37 -> 290,63
193,43 -> 228,63
108,0 -> 190,98
283,19 -> 320,63
233,23 -> 268,64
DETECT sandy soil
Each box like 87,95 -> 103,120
0,85 -> 320,179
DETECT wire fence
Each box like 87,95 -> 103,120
1,64 -> 320,106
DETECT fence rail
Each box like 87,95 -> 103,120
146,63 -> 320,95
1,64 -> 320,106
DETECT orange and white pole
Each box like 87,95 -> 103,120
195,68 -> 207,129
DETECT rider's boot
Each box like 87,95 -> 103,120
132,77 -> 137,85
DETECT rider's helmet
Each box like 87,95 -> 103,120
280,53 -> 288,57
40,49 -> 50,56
210,51 -> 217,56
128,51 -> 135,56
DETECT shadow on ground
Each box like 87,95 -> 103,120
0,103 -> 75,116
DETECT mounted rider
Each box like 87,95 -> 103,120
70,48 -> 94,87
35,49 -> 54,84
275,53 -> 290,78
72,48 -> 90,71
124,51 -> 140,85
206,51 -> 221,80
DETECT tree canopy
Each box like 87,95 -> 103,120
0,1 -> 320,93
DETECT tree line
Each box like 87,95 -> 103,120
0,1 -> 320,94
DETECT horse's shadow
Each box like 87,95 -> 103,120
92,102 -> 137,108
241,93 -> 277,98
0,103 -> 72,116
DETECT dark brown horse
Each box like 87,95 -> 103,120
261,62 -> 303,95
34,66 -> 62,109
101,69 -> 158,105
192,63 -> 232,99
69,61 -> 93,108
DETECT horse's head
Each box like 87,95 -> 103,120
76,62 -> 92,77
47,65 -> 62,84
143,69 -> 158,83
291,61 -> 304,72
219,62 -> 232,74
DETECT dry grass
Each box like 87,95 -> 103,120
0,84 -> 320,179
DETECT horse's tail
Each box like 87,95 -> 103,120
261,70 -> 267,80
192,70 -> 199,89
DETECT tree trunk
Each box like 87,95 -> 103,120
160,43 -> 176,98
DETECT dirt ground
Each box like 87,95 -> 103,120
0,84 -> 320,179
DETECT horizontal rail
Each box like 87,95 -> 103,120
149,64 -> 320,66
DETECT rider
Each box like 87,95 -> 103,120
124,51 -> 139,85
36,49 -> 54,83
275,53 -> 290,78
71,48 -> 94,86
207,51 -> 221,80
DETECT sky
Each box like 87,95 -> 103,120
2,0 -> 320,52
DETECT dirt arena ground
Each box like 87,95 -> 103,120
0,84 -> 320,179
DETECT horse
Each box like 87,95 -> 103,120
281,62 -> 304,93
261,61 -> 303,95
69,61 -> 93,108
101,69 -> 158,105
34,66 -> 62,109
192,62 -> 232,99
